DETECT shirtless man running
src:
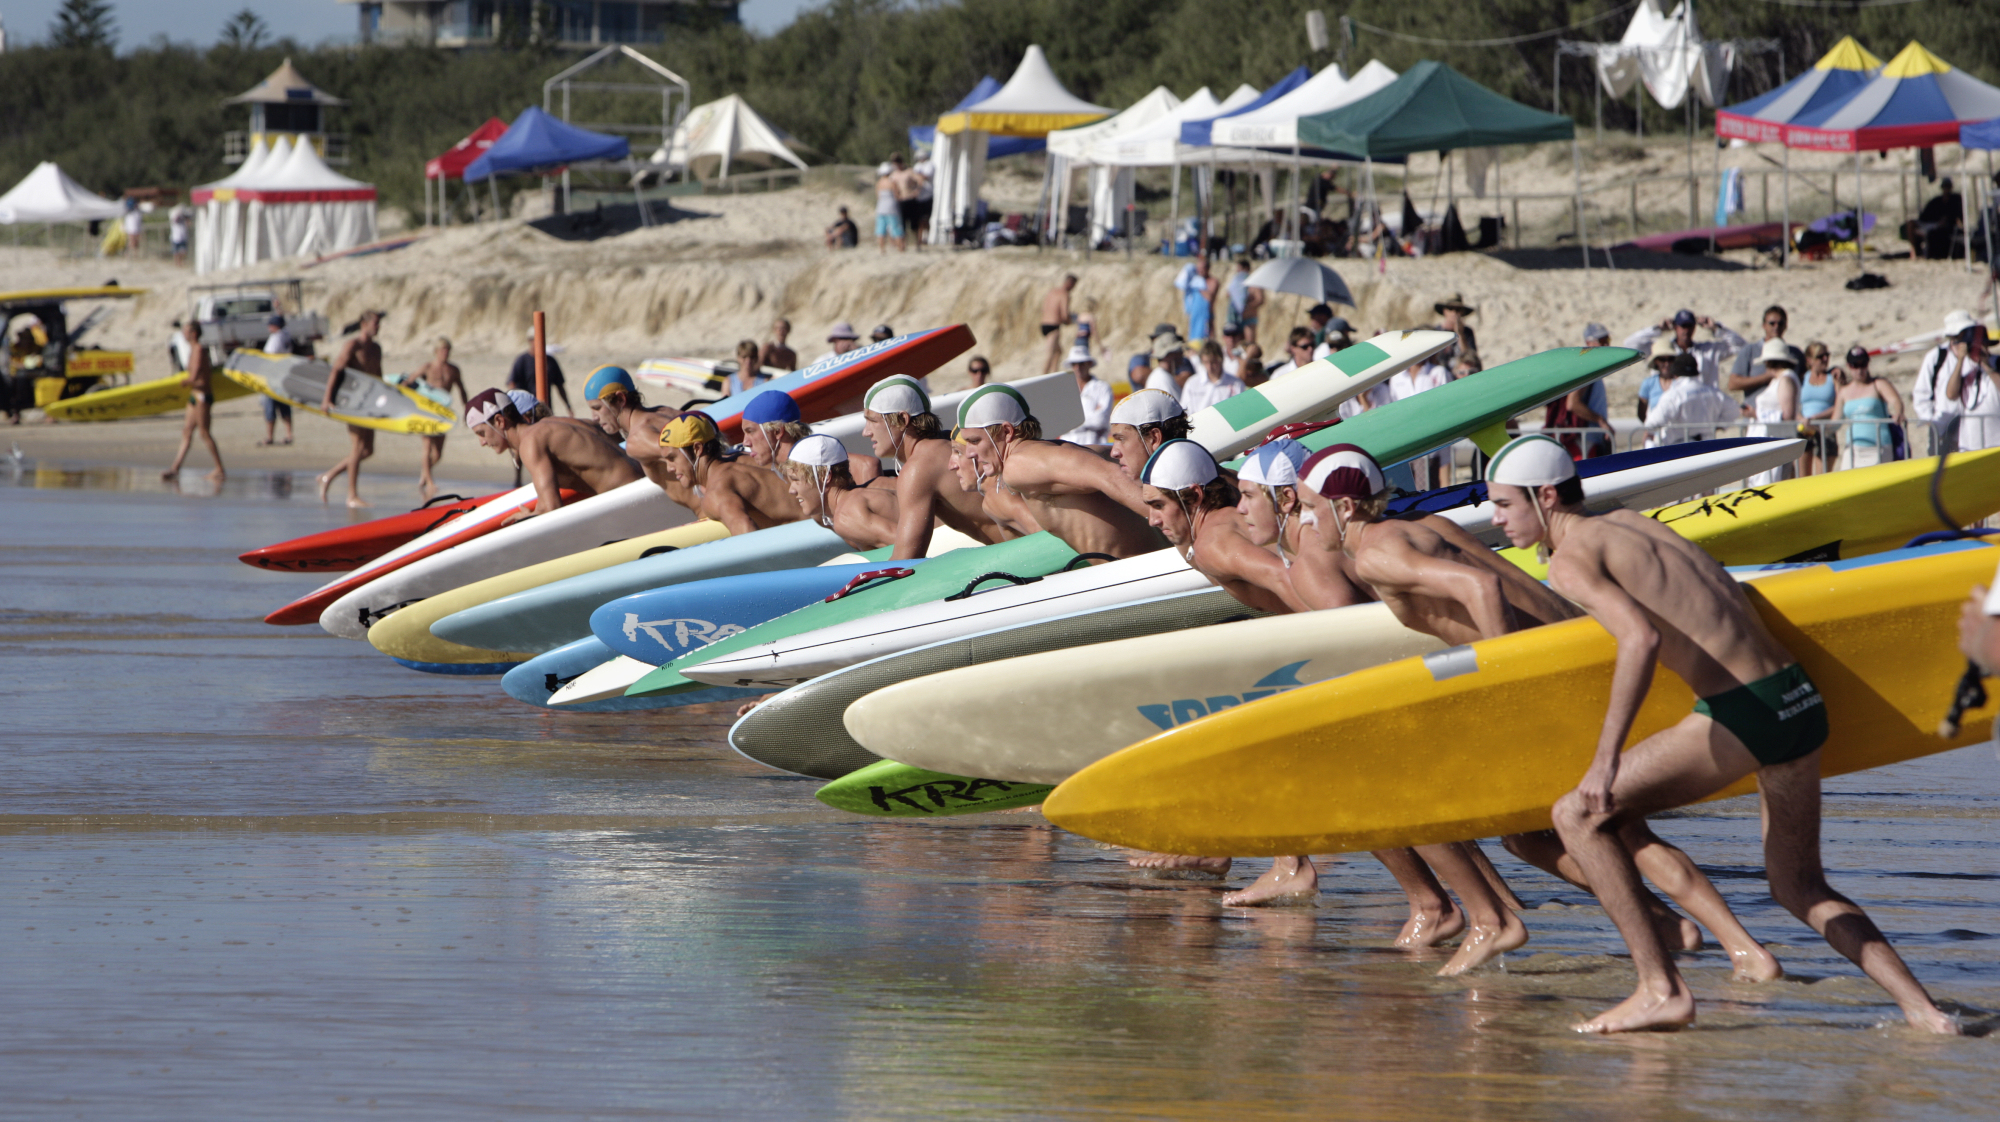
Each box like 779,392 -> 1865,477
657,410 -> 802,535
862,376 -> 1000,557
1300,441 -> 1778,977
740,390 -> 880,485
958,383 -> 1166,560
1485,434 -> 1957,1035
783,434 -> 901,551
415,336 -> 468,499
465,387 -> 641,524
318,310 -> 385,508
163,319 -> 224,484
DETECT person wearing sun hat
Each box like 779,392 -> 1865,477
957,382 -> 1163,559
657,410 -> 802,535
856,373 -> 997,558
1056,344 -> 1113,446
780,433 -> 902,550
1483,434 -> 1954,1036
465,386 -> 642,523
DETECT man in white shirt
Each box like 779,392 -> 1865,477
1914,309 -> 1978,454
1180,339 -> 1247,415
1145,333 -> 1189,400
1645,354 -> 1738,446
1268,327 -> 1317,381
1622,308 -> 1747,390
1057,345 -> 1113,445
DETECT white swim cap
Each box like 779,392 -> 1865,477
961,383 -> 1030,428
788,433 -> 848,468
1487,433 -> 1577,487
1240,437 -> 1309,487
1111,388 -> 1184,427
864,374 -> 929,417
1139,438 -> 1219,491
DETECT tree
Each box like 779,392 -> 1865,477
49,0 -> 115,52
219,8 -> 270,52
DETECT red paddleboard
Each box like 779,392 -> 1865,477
262,484 -> 578,625
240,492 -> 508,573
1614,222 -> 1797,254
703,325 -> 975,439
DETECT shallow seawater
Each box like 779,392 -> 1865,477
3,458 -> 1998,1120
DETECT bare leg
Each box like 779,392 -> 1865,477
1222,856 -> 1318,907
345,428 -> 374,508
1463,838 -> 1526,911
1505,829 -> 1709,954
1372,847 -> 1464,948
1421,842 -> 1529,975
1758,752 -> 1959,1034
1554,714 -> 1757,1033
1621,820 -> 1780,981
420,434 -> 442,498
164,406 -> 196,478
194,402 -> 223,481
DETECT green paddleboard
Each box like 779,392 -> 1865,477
627,532 -> 1081,697
1223,346 -> 1642,468
816,760 -> 1054,817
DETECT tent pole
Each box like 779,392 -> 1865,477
1711,125 -> 1721,255
1687,97 -> 1696,230
1855,146 -> 1864,271
1988,151 -> 1999,330
489,177 -> 500,223
1781,145 -> 1790,269
1963,145 -> 1973,273
1635,80 -> 1642,143
1170,157 -> 1180,255
1554,51 -> 1561,114
1573,138 -> 1588,272
1595,66 -> 1602,146
1290,143 -> 1301,245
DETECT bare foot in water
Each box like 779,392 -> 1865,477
1728,944 -> 1784,983
1222,856 -> 1317,907
206,469 -> 225,484
1127,852 -> 1232,878
1902,1004 -> 1963,1035
1438,910 -> 1529,975
1574,983 -> 1696,1034
1396,901 -> 1465,948
317,472 -> 334,503
346,496 -> 371,509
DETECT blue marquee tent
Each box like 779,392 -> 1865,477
1179,65 -> 1310,146
465,106 -> 631,183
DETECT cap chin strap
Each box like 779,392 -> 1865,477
1265,485 -> 1293,569
1174,490 -> 1204,565
756,423 -> 782,472
814,466 -> 836,530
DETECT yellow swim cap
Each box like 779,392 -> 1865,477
659,411 -> 720,448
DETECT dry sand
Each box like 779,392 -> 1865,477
6,132 -> 1988,485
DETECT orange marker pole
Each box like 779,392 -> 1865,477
533,310 -> 548,406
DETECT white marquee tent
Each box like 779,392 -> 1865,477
193,137 -> 376,274
0,162 -> 125,225
665,94 -> 808,181
1209,60 -> 1400,148
1046,86 -> 1181,243
1096,85 -> 1260,167
929,45 -> 1110,244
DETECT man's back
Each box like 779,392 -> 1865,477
999,440 -> 1164,559
523,419 -> 642,497
1352,514 -> 1576,644
1549,510 -> 1792,697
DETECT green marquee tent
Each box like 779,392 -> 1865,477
1298,60 -> 1575,156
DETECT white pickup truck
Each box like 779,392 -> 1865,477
193,286 -> 327,350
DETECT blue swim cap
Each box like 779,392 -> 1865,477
583,365 -> 636,401
743,390 -> 801,425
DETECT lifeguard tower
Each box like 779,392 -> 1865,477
223,59 -> 349,166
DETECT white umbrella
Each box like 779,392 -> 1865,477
1244,256 -> 1354,306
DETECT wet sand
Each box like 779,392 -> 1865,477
4,457 -> 1998,1118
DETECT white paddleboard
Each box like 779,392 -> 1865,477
679,547 -> 1206,689
551,654 -> 656,706
320,479 -> 691,639
1190,329 -> 1456,459
846,603 -> 1443,784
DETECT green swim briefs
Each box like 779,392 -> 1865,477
1694,663 -> 1828,767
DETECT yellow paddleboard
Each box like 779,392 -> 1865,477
1044,545 -> 2000,856
1503,450 -> 2000,576
366,520 -> 731,665
42,369 -> 252,421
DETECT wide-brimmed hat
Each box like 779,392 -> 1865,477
1434,293 -> 1475,315
1151,333 -> 1187,359
1759,338 -> 1796,367
826,322 -> 859,341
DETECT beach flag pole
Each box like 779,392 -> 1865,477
533,311 -> 549,405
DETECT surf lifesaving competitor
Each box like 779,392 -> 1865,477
740,390 -> 881,485
1105,389 -> 1190,480
947,423 -> 1041,542
466,387 -> 641,525
657,410 -> 802,535
582,364 -> 703,512
958,383 -> 1166,560
1485,435 -> 1957,1035
862,375 -> 999,557
783,434 -> 901,550
1300,442 -> 1777,979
